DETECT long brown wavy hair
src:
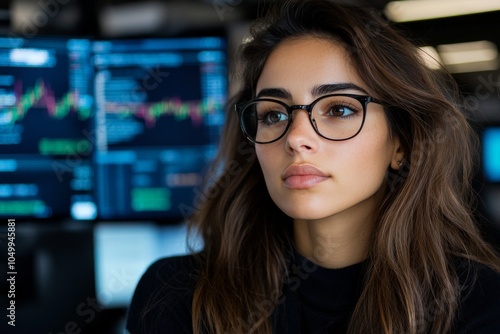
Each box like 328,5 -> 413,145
187,1 -> 500,333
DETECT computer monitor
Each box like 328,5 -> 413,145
482,126 -> 500,183
93,222 -> 202,308
92,37 -> 227,221
0,36 -> 96,220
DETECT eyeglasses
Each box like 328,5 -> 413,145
235,93 -> 382,144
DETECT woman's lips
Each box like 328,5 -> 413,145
282,164 -> 329,189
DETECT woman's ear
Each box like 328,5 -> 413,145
390,137 -> 405,170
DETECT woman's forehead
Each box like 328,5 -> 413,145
256,36 -> 369,99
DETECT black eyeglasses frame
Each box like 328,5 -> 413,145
235,93 -> 383,144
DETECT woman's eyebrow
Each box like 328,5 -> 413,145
311,83 -> 369,96
256,87 -> 292,99
257,83 -> 369,100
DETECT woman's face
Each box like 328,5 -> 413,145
255,36 -> 402,223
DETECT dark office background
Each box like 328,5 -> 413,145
0,0 -> 499,333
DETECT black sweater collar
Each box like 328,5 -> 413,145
290,251 -> 368,312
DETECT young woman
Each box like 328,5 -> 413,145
126,1 -> 500,333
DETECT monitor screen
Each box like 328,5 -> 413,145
483,127 -> 500,183
93,222 -> 202,308
0,36 -> 96,220
92,37 -> 227,221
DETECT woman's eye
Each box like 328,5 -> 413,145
328,105 -> 355,117
261,111 -> 288,124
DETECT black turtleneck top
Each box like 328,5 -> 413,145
126,253 -> 500,333
272,253 -> 366,333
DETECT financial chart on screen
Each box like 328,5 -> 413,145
0,37 -> 96,220
92,37 -> 227,220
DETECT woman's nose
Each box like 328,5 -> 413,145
285,109 -> 319,153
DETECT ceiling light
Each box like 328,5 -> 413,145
437,41 -> 499,73
385,0 -> 500,22
438,41 -> 497,65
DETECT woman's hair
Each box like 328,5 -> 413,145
187,0 -> 500,333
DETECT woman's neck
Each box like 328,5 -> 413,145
293,198 -> 376,269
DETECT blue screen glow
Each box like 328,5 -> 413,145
483,127 -> 500,182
